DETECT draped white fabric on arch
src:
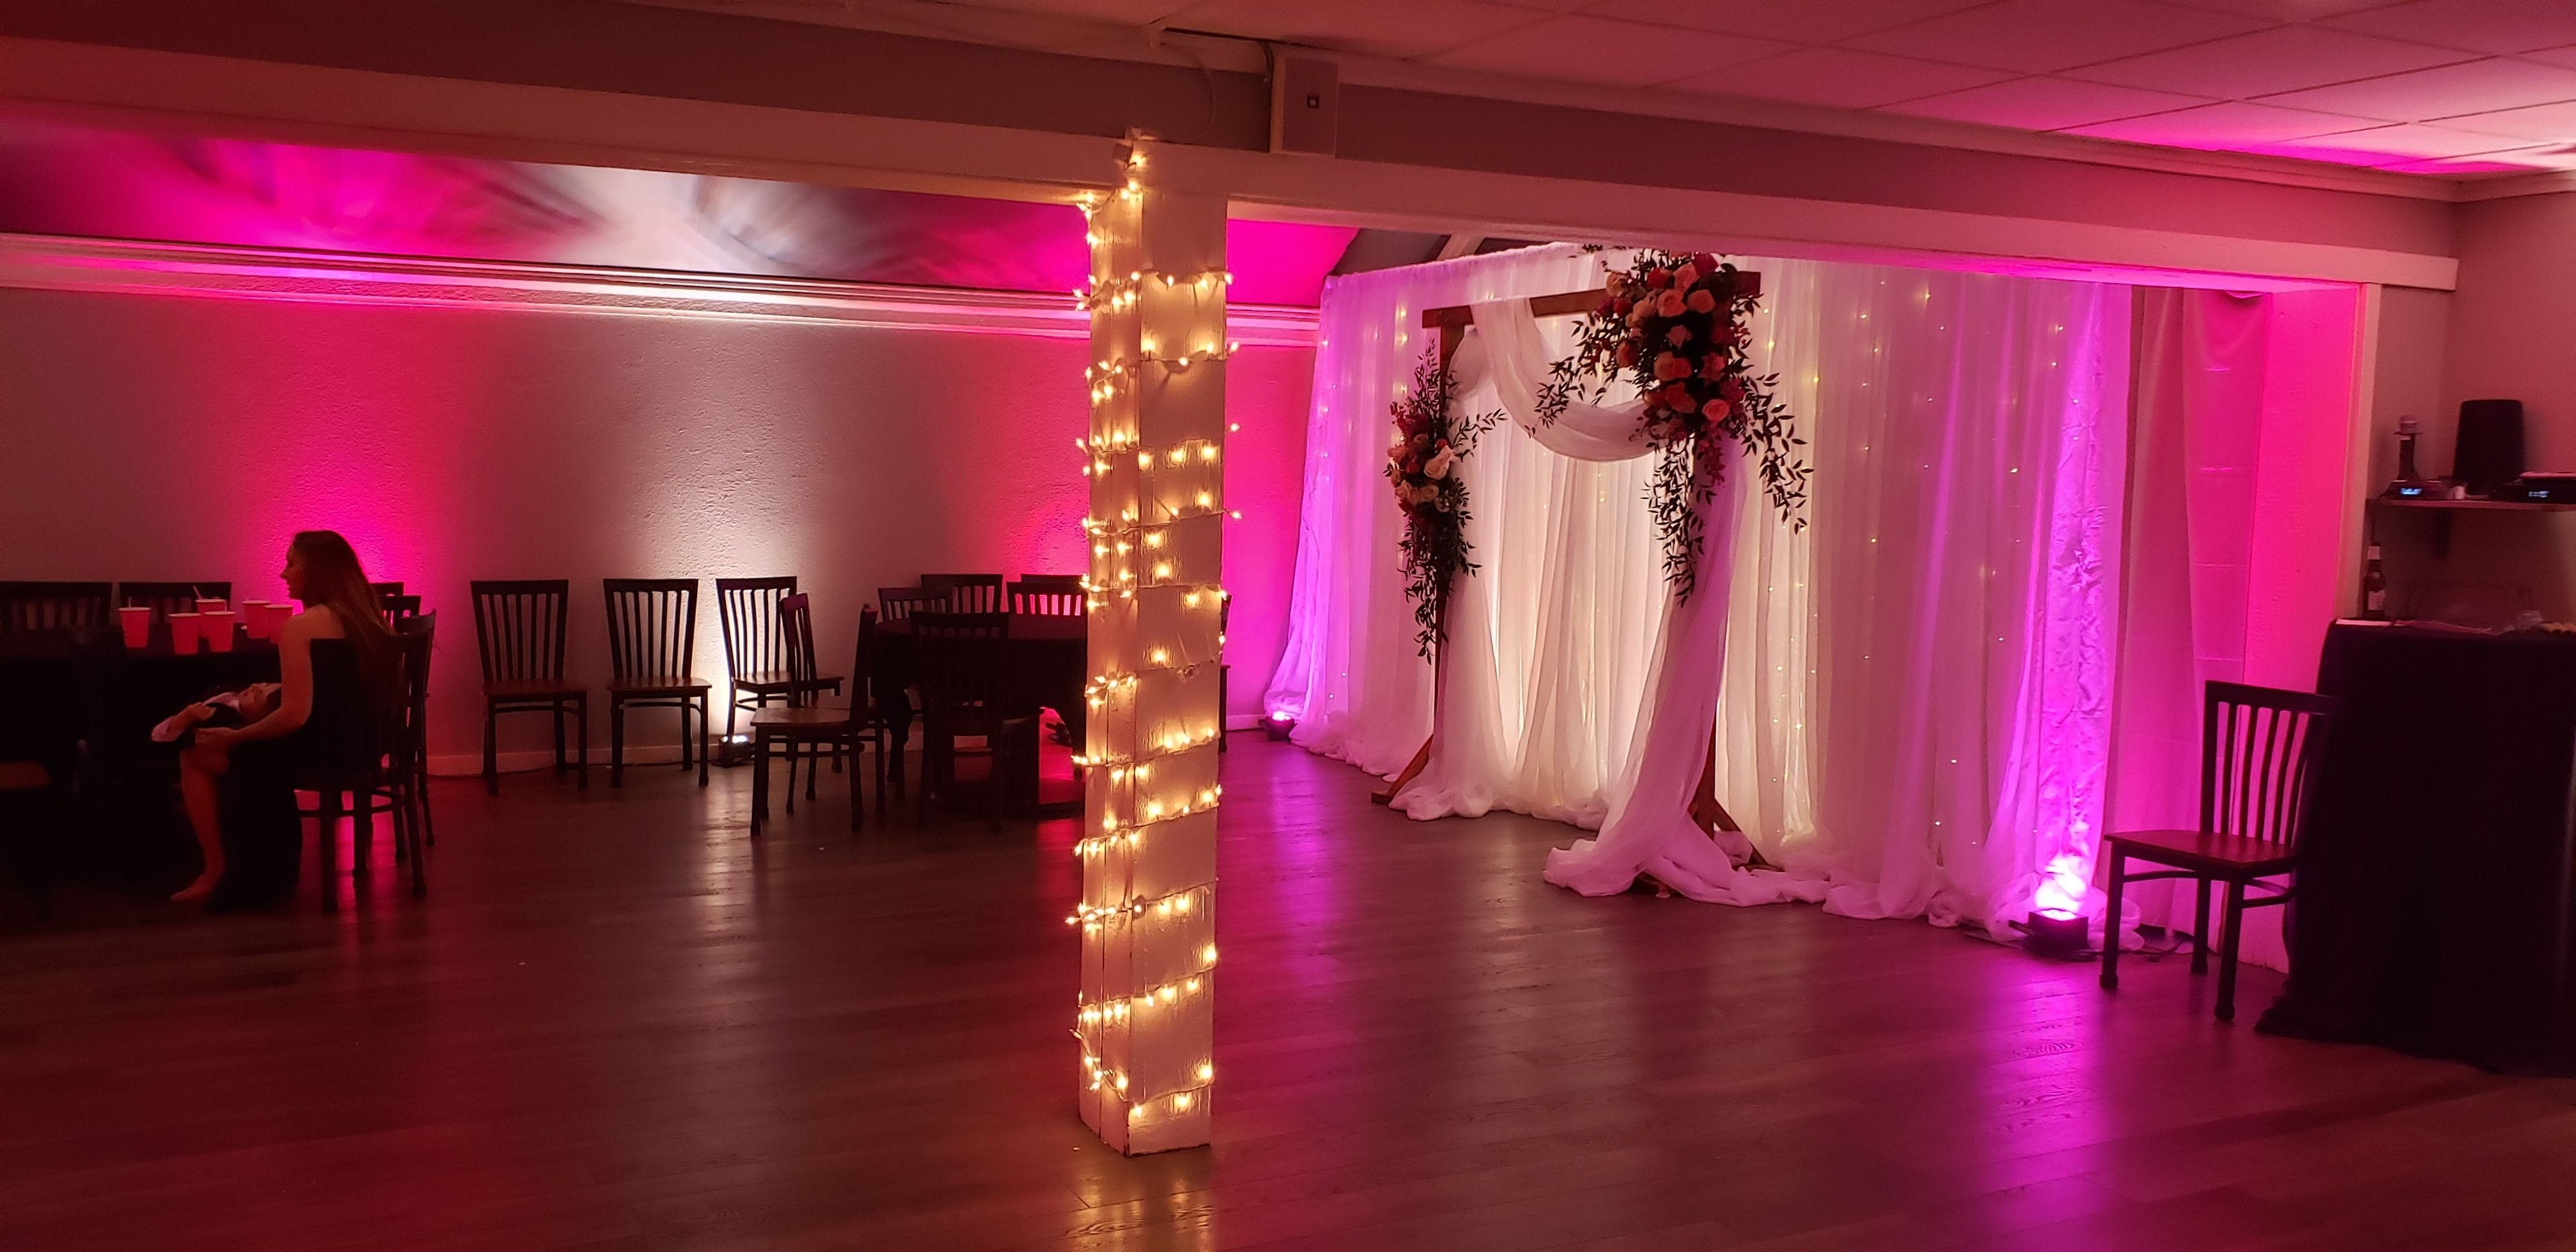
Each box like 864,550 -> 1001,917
1266,243 -> 2133,933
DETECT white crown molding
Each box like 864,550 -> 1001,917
0,231 -> 1321,344
2454,169 -> 2576,203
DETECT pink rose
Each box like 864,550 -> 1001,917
1652,352 -> 1690,381
1656,288 -> 1686,317
1646,267 -> 1672,289
1667,325 -> 1691,347
1674,264 -> 1699,288
1668,390 -> 1700,415
1703,399 -> 1731,422
1685,289 -> 1717,314
1699,354 -> 1728,381
1615,340 -> 1639,368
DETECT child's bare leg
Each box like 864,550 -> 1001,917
173,742 -> 230,902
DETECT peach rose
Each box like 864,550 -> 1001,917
1667,390 -> 1700,415
1656,288 -> 1686,317
1667,325 -> 1691,347
1699,354 -> 1728,381
1615,340 -> 1640,368
1652,352 -> 1690,381
1685,288 -> 1717,314
1675,264 -> 1699,288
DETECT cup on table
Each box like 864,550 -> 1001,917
263,602 -> 295,636
195,597 -> 227,617
239,600 -> 271,640
167,611 -> 202,653
203,610 -> 236,652
118,605 -> 152,649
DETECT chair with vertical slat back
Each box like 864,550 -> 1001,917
715,577 -> 841,758
748,595 -> 883,836
912,612 -> 1039,827
370,581 -> 405,602
119,581 -> 233,620
922,574 -> 1006,615
0,582 -> 112,634
353,613 -> 437,897
379,593 -> 423,628
1008,575 -> 1085,617
878,586 -> 946,623
2101,680 -> 2335,1021
603,579 -> 711,788
469,579 -> 586,795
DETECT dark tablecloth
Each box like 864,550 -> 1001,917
0,625 -> 281,882
2257,623 -> 2576,1074
871,614 -> 1085,745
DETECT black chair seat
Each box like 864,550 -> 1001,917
2102,828 -> 2296,876
752,706 -> 854,735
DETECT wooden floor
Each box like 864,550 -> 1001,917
3,740 -> 2574,1251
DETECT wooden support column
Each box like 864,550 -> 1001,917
1073,139 -> 1224,1155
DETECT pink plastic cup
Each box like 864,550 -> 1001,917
202,610 -> 236,652
167,611 -> 202,653
239,600 -> 271,640
194,597 -> 227,617
118,605 -> 151,649
263,602 -> 296,636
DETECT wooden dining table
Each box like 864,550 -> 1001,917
870,614 -> 1085,807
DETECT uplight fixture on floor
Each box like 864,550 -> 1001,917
1263,710 -> 1296,741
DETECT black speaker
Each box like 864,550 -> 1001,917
2455,399 -> 2525,494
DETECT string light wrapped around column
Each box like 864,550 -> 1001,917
1072,137 -> 1223,1155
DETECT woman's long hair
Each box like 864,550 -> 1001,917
288,530 -> 397,718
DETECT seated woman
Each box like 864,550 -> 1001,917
172,530 -> 395,906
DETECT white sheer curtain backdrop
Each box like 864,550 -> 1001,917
1269,246 -> 2134,932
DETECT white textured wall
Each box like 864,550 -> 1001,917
0,284 -> 1310,768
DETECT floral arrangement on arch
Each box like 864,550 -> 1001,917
1387,347 -> 1501,659
1538,250 -> 1809,602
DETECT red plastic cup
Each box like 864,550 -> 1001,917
167,611 -> 202,653
264,602 -> 296,636
239,600 -> 270,640
194,597 -> 227,617
118,605 -> 151,649
202,610 -> 236,652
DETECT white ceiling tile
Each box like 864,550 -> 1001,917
1841,0 -> 2271,73
1579,0 -> 1993,45
1669,47 -> 2017,108
2258,57 -> 2576,119
2324,0 -> 2576,56
1158,0 -> 1547,59
1885,76 -> 2211,128
1425,15 -> 1796,85
2259,121 -> 2532,161
2064,100 -> 2381,146
2524,45 -> 2576,70
2434,98 -> 2576,139
2065,25 -> 2470,96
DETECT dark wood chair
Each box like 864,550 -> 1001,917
0,582 -> 111,633
716,577 -> 840,758
2101,680 -> 2334,1022
0,759 -> 53,918
379,593 -> 423,627
603,579 -> 711,788
119,581 -> 232,618
370,580 -> 405,601
913,612 -> 1039,827
878,586 -> 946,623
1009,575 -> 1085,617
749,595 -> 884,836
390,613 -> 438,864
923,574 -> 1006,614
470,579 -> 586,794
293,637 -> 410,910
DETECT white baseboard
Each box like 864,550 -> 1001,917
427,744 -> 693,777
